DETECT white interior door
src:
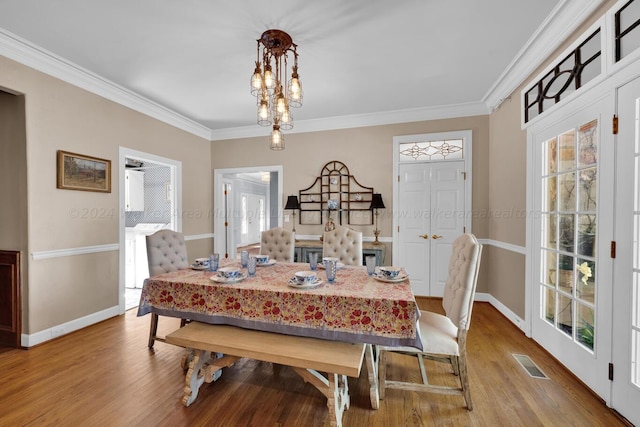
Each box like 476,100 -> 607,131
611,76 -> 640,426
398,161 -> 465,296
241,193 -> 264,245
529,96 -> 613,401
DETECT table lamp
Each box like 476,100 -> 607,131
370,193 -> 385,245
284,195 -> 300,232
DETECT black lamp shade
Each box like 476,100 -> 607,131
370,193 -> 385,209
285,195 -> 300,210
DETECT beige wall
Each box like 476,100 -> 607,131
0,55 -> 212,334
212,115 -> 491,291
485,0 -> 618,318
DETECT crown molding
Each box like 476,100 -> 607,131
210,101 -> 489,141
0,28 -> 212,140
483,0 -> 607,111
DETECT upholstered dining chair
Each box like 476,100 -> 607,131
377,233 -> 482,410
145,229 -> 190,348
259,227 -> 295,262
322,225 -> 363,266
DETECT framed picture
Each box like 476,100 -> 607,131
57,150 -> 111,193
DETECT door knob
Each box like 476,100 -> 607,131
418,234 -> 429,239
432,234 -> 443,239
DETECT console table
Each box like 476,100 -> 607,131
294,239 -> 386,266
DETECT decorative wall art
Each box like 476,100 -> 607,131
57,150 -> 111,193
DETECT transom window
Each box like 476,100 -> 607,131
399,139 -> 463,162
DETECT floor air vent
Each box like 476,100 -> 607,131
512,354 -> 548,379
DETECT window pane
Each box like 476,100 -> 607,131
579,168 -> 597,212
577,304 -> 595,351
577,214 -> 596,257
559,214 -> 575,252
543,249 -> 557,286
544,287 -> 556,324
543,177 -> 557,211
542,214 -> 557,249
558,293 -> 573,336
577,259 -> 595,304
558,130 -> 576,172
399,139 -> 463,162
544,137 -> 558,174
559,173 -> 577,212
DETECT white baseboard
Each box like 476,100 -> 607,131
476,292 -> 526,332
22,305 -> 120,347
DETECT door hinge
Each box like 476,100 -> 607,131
397,175 -> 400,182
397,226 -> 400,233
609,363 -> 614,381
463,226 -> 466,233
462,172 -> 467,180
611,241 -> 616,258
613,115 -> 618,134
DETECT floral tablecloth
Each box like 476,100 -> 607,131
137,260 -> 422,349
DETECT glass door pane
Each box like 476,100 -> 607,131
541,121 -> 598,351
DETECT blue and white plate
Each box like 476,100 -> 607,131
210,272 -> 247,284
373,273 -> 409,283
190,264 -> 208,271
257,259 -> 277,267
287,277 -> 323,289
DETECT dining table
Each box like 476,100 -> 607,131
137,258 -> 422,409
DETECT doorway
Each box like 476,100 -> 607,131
528,94 -> 614,404
213,166 -> 282,260
393,131 -> 472,297
611,75 -> 640,426
118,147 -> 182,314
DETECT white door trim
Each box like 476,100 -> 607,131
118,147 -> 182,315
213,165 -> 283,259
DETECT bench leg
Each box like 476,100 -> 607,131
365,344 -> 380,409
182,349 -> 209,407
292,368 -> 349,427
181,351 -> 237,407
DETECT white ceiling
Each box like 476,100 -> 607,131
0,1 -> 604,140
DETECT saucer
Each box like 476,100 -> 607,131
190,264 -> 208,271
374,273 -> 409,283
287,277 -> 323,289
210,272 -> 248,284
257,259 -> 277,267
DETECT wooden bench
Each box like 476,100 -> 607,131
166,321 -> 366,427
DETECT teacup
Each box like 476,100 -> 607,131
255,254 -> 270,265
379,266 -> 402,279
194,258 -> 210,268
218,267 -> 241,279
295,271 -> 317,284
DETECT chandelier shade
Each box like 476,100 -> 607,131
251,29 -> 303,150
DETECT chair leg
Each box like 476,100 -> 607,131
378,349 -> 388,400
148,313 -> 159,348
457,354 -> 473,410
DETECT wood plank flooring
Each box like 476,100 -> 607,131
0,300 -> 631,427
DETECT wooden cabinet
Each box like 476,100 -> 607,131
294,240 -> 386,266
125,170 -> 144,211
0,250 -> 21,348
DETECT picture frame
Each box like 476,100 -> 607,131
57,150 -> 111,193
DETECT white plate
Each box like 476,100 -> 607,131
287,277 -> 323,289
317,262 -> 345,270
374,273 -> 409,283
191,264 -> 208,270
257,259 -> 277,267
210,272 -> 248,284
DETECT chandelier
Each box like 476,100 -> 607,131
250,29 -> 303,150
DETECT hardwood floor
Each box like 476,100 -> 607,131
0,300 -> 631,427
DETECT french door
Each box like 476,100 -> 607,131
397,161 -> 465,296
611,76 -> 640,426
530,95 -> 614,401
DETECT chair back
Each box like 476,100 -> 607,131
442,233 -> 482,331
260,227 -> 295,262
146,229 -> 189,276
322,225 -> 363,266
